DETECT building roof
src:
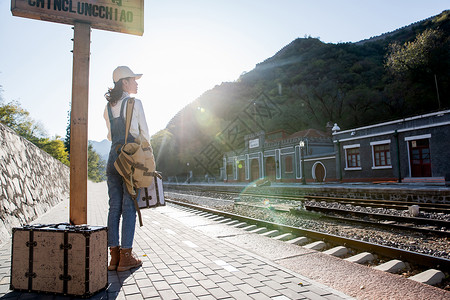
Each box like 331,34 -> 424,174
288,128 -> 329,139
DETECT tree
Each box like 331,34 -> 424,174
88,143 -> 106,182
385,28 -> 449,112
386,29 -> 445,77
31,136 -> 70,166
0,100 -> 46,139
64,104 -> 71,156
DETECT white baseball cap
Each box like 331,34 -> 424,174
113,66 -> 142,83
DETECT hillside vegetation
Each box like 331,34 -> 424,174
152,10 -> 450,178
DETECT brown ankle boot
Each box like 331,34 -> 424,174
117,248 -> 142,272
108,246 -> 120,271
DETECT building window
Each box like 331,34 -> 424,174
346,148 -> 360,168
285,156 -> 293,173
343,144 -> 361,170
373,144 -> 391,167
370,140 -> 392,169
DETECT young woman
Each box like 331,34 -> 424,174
103,66 -> 149,271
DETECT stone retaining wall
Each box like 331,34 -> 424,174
0,123 -> 69,247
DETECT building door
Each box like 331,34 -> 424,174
409,139 -> 431,177
250,159 -> 260,181
226,163 -> 234,180
266,157 -> 276,180
314,163 -> 325,182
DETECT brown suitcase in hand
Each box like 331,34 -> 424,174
10,223 -> 107,297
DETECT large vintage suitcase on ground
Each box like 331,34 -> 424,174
10,223 -> 107,297
137,171 -> 165,209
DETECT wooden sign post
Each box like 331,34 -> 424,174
11,0 -> 144,224
70,22 -> 91,225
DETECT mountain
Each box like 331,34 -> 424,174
151,10 -> 450,178
89,139 -> 111,162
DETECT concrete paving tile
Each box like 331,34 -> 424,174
233,270 -> 253,280
235,283 -> 259,294
277,288 -> 308,299
258,285 -> 282,297
267,274 -> 293,285
190,272 -> 208,281
198,279 -> 218,289
133,271 -> 149,280
264,279 -> 287,291
249,292 -> 273,300
178,292 -> 199,300
158,289 -> 179,300
206,274 -> 227,284
217,281 -> 240,292
191,262 -> 207,269
224,275 -> 245,285
164,275 -> 182,285
125,293 -> 144,300
257,267 -> 278,277
228,290 -> 255,300
197,295 -> 218,300
170,283 -> 190,294
159,269 -> 175,277
182,266 -> 197,274
147,273 -> 164,282
299,291 -> 327,300
143,296 -> 161,300
188,285 -> 209,297
181,277 -> 200,288
139,286 -> 159,298
198,267 -> 215,276
208,287 -> 230,299
123,284 -> 141,295
153,262 -> 167,270
243,277 -> 265,288
135,278 -> 153,289
152,280 -> 171,291
173,270 -> 191,279
167,264 -> 184,272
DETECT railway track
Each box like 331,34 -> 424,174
165,198 -> 450,288
169,188 -> 450,235
302,203 -> 450,236
176,187 -> 450,214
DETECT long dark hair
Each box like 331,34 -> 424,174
104,79 -> 124,106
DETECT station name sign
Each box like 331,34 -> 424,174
11,0 -> 144,36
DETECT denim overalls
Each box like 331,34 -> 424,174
106,98 -> 138,249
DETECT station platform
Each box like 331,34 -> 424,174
0,181 -> 353,300
1,182 -> 448,299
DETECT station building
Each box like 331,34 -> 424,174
333,109 -> 450,184
222,109 -> 450,185
223,128 -> 336,183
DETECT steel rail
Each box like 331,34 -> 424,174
297,207 -> 450,237
304,205 -> 450,229
166,198 -> 450,271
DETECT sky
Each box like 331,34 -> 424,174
0,1 -> 448,142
